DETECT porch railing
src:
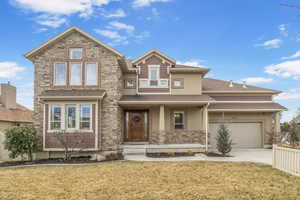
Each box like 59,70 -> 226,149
272,144 -> 300,177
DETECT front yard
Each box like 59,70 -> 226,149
0,161 -> 300,200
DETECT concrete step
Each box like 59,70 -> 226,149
122,145 -> 146,155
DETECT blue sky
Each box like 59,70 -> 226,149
0,0 -> 299,121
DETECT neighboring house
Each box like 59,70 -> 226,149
24,26 -> 285,157
0,83 -> 33,161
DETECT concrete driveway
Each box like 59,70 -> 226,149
124,148 -> 273,165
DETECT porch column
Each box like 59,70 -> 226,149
202,104 -> 209,152
274,112 -> 281,144
159,105 -> 165,143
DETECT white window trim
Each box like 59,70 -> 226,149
53,62 -> 67,86
148,65 -> 160,82
174,111 -> 185,130
85,62 -> 98,86
48,103 -> 93,133
69,48 -> 83,59
80,104 -> 92,130
66,104 -> 78,131
69,62 -> 82,86
139,78 -> 169,88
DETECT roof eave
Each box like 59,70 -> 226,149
24,26 -> 124,60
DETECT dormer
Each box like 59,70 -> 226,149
132,49 -> 176,94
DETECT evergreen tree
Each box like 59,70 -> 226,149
216,124 -> 232,156
288,121 -> 299,146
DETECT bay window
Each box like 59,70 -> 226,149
85,62 -> 97,85
48,103 -> 93,132
54,62 -> 66,86
70,63 -> 82,85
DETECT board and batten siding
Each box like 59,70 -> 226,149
273,145 -> 300,177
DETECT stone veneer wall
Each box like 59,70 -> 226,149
29,31 -> 123,153
150,130 -> 206,144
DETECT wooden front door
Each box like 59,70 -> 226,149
125,111 -> 148,142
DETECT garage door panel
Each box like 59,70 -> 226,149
209,122 -> 262,149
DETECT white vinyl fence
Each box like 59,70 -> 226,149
273,145 -> 300,177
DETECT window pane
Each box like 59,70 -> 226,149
126,80 -> 134,88
174,113 -> 183,124
70,48 -> 83,59
66,105 -> 76,129
160,80 -> 168,87
70,63 -> 82,85
174,80 -> 181,87
149,68 -> 158,80
174,112 -> 184,129
85,62 -> 97,85
50,105 -> 61,130
139,80 -> 148,88
54,63 -> 66,85
80,104 -> 91,130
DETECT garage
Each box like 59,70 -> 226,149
209,122 -> 263,148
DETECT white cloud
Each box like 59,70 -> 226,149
36,15 -> 67,28
11,0 -> 115,16
177,60 -> 208,68
279,24 -> 288,37
132,0 -> 172,8
281,50 -> 300,60
265,60 -> 300,80
108,21 -> 135,32
241,77 -> 273,84
0,62 -> 25,78
274,92 -> 300,100
256,39 -> 282,49
102,8 -> 126,18
94,29 -> 128,45
11,0 -> 119,28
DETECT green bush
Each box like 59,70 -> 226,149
288,121 -> 299,146
4,125 -> 38,161
216,124 -> 232,156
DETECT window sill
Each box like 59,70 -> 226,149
47,130 -> 93,133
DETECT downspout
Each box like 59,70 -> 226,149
205,102 -> 210,152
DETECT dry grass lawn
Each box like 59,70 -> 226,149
0,161 -> 300,200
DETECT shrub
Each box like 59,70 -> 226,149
288,121 -> 299,146
216,124 -> 232,156
4,125 -> 38,161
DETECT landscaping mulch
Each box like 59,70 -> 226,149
204,152 -> 232,157
0,161 -> 300,200
0,153 -> 124,167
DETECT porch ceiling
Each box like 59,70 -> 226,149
119,95 -> 214,105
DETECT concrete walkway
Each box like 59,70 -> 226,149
124,149 -> 272,165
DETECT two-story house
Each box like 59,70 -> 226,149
25,27 -> 286,157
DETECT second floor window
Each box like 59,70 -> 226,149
70,63 -> 82,85
148,66 -> 159,86
85,62 -> 97,85
54,62 -> 66,86
69,48 -> 83,59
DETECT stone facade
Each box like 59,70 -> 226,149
150,130 -> 206,144
29,31 -> 123,153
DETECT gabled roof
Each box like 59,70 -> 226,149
171,64 -> 210,74
202,78 -> 281,94
24,26 -> 124,59
0,104 -> 33,123
132,49 -> 176,65
208,103 -> 287,111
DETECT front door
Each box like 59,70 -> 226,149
125,111 -> 148,142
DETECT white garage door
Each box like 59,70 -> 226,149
209,122 -> 262,148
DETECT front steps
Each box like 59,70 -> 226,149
122,145 -> 147,156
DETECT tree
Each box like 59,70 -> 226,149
288,121 -> 299,146
216,124 -> 232,156
4,125 -> 38,161
53,130 -> 85,160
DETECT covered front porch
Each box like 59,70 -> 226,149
119,95 -> 213,151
